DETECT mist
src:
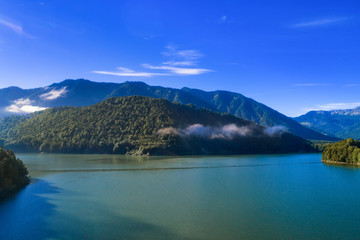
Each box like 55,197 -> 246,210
264,126 -> 287,136
158,124 -> 287,139
158,123 -> 254,140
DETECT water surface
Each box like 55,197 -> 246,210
1,153 -> 360,240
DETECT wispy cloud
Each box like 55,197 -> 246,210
291,17 -> 349,28
93,45 -> 213,77
157,123 -> 286,139
157,123 -> 254,139
5,98 -> 47,114
218,16 -> 227,23
344,83 -> 360,87
0,18 -> 34,38
303,102 -> 360,112
93,67 -> 169,77
40,87 -> 68,100
162,60 -> 195,66
293,83 -> 327,87
295,83 -> 359,88
162,44 -> 203,66
143,64 -> 212,75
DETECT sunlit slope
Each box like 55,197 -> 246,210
1,96 -> 314,155
0,79 -> 335,141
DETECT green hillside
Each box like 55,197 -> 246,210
322,138 -> 360,164
0,79 -> 335,141
0,147 -> 29,200
1,96 -> 315,155
182,88 -> 338,141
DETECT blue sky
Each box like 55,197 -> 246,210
0,0 -> 359,117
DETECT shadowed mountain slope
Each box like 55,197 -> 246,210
0,79 -> 336,140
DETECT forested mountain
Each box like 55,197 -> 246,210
0,96 -> 315,155
294,108 -> 360,139
181,88 -> 337,141
0,79 -> 335,140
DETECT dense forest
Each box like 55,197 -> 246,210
0,147 -> 29,200
0,96 -> 315,155
0,79 -> 335,141
322,138 -> 360,164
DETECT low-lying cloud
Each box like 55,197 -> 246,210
40,87 -> 68,100
264,126 -> 287,136
158,124 -> 246,140
5,98 -> 47,114
158,124 -> 287,140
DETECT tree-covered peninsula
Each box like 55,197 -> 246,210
0,96 -> 315,155
0,147 -> 29,200
322,138 -> 360,164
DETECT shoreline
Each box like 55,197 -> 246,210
322,160 -> 360,166
0,177 -> 30,202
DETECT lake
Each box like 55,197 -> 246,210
1,153 -> 360,240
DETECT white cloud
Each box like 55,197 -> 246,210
265,126 -> 287,136
219,16 -> 227,23
40,87 -> 68,100
162,45 -> 203,66
93,67 -> 169,77
303,102 -> 360,112
157,123 -> 253,140
143,64 -> 212,75
163,45 -> 203,60
158,123 -> 286,139
13,98 -> 32,105
162,60 -> 195,66
94,44 -> 213,77
5,98 -> 47,114
291,17 -> 349,28
293,83 -> 324,87
0,18 -> 34,38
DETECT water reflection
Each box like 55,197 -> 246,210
0,179 -> 60,240
50,199 -> 191,240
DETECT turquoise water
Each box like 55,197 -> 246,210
1,153 -> 360,240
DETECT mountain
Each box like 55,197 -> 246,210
0,79 -> 214,116
181,88 -> 337,141
0,79 -> 336,140
0,96 -> 314,155
294,108 -> 360,139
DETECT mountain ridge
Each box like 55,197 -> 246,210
0,96 -> 315,155
0,79 -> 336,141
295,107 -> 360,139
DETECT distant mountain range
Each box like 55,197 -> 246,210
0,79 -> 336,141
0,96 -> 315,155
294,107 -> 360,139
